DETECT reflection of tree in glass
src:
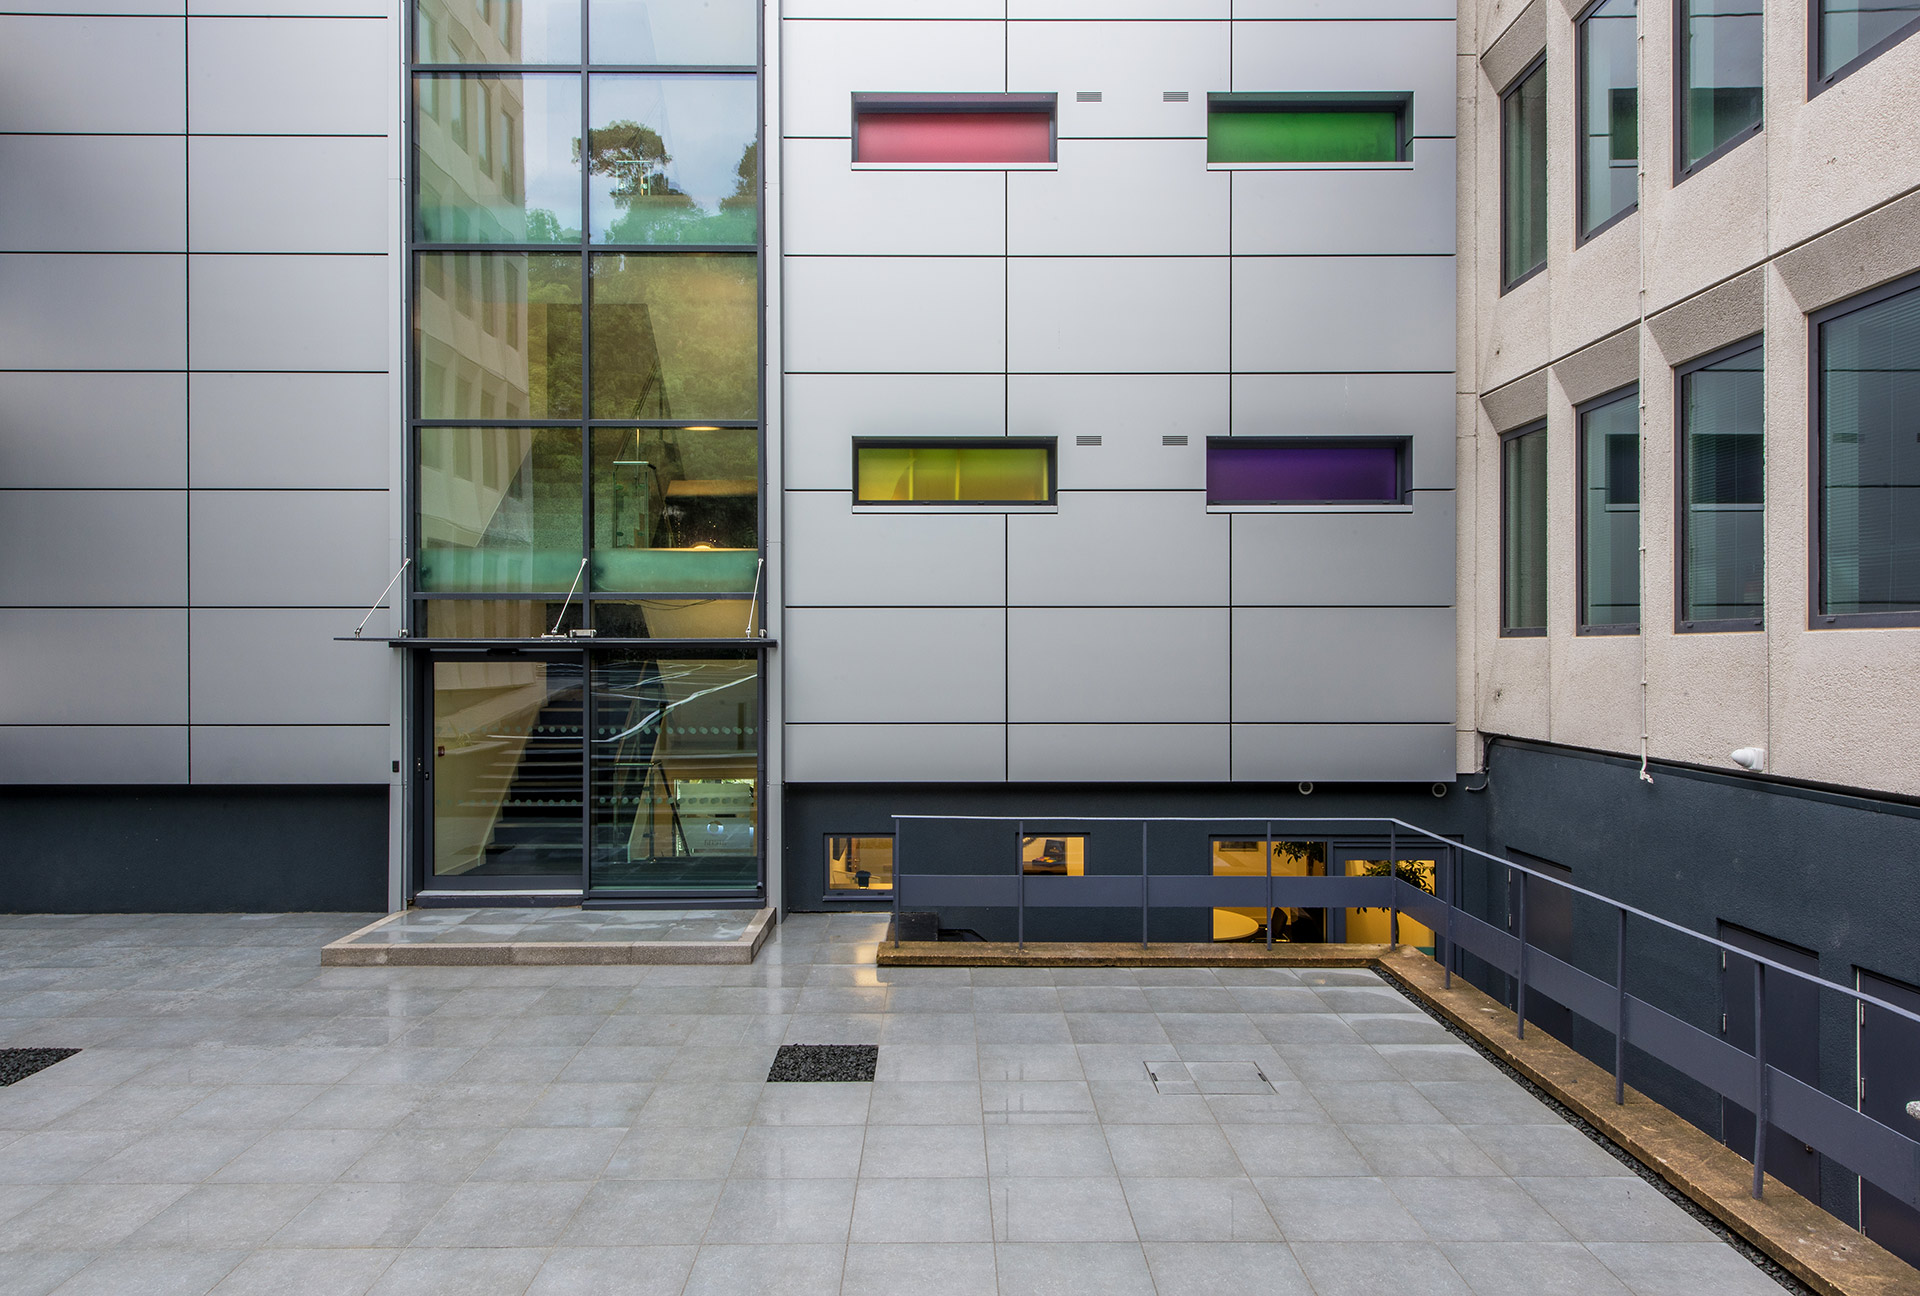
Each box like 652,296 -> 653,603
577,121 -> 674,206
525,255 -> 584,418
584,130 -> 758,245
524,209 -> 580,243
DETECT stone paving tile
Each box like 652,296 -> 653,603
0,910 -> 1804,1296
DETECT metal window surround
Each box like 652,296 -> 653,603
850,437 -> 1059,507
1674,336 -> 1765,634
1575,384 -> 1642,636
1574,0 -> 1639,247
1499,419 -> 1549,637
850,92 -> 1058,165
1808,0 -> 1920,96
1498,55 -> 1548,293
1205,91 -> 1415,163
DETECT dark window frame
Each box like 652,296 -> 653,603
1202,436 -> 1412,506
1500,419 -> 1550,637
1575,0 -> 1639,246
1675,335 -> 1766,634
1205,91 -> 1415,164
851,92 -> 1059,164
1808,269 -> 1920,629
1672,0 -> 1765,183
1809,0 -> 1920,96
851,437 -> 1059,507
1499,54 -> 1549,293
1576,384 -> 1643,635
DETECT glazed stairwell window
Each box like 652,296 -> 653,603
853,440 -> 1055,505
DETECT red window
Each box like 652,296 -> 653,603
853,95 -> 1055,164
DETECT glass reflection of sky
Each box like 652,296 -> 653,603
520,77 -> 583,235
589,76 -> 756,242
589,0 -> 757,66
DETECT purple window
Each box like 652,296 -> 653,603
1206,440 -> 1405,504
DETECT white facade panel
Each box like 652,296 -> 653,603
1233,0 -> 1453,14
0,373 -> 187,489
1008,374 -> 1220,491
0,609 -> 188,724
780,18 -> 1007,139
786,723 -> 1007,782
1231,372 -> 1455,489
186,17 -> 390,135
188,609 -> 389,724
1230,491 -> 1456,607
1008,257 -> 1228,373
1007,722 -> 1229,782
784,257 -> 1006,374
1230,19 -> 1457,139
188,373 -> 390,489
783,139 -> 1005,257
0,136 -> 185,252
785,607 -> 1007,723
784,374 -> 1007,490
189,0 -> 387,16
189,725 -> 390,784
0,490 -> 186,606
188,254 -> 390,372
1231,722 -> 1455,782
188,490 -> 389,607
1012,0 -> 1226,15
0,254 -> 185,370
1008,139 -> 1226,256
1231,606 -> 1454,722
0,727 -> 187,785
0,17 -> 185,134
1008,21 -> 1226,139
1230,139 -> 1457,257
1007,607 -> 1228,722
785,0 -> 1003,15
188,136 -> 389,253
1007,490 -> 1226,606
1232,256 -> 1454,374
785,492 -> 1008,607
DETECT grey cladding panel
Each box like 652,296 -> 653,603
783,374 -> 1006,491
1232,607 -> 1455,723
780,18 -> 1007,138
0,610 -> 188,725
1231,492 -> 1456,607
0,490 -> 186,606
1233,257 -> 1454,374
1232,722 -> 1457,782
1009,139 -> 1227,256
187,18 -> 390,135
1008,20 -> 1225,139
189,373 -> 391,490
1007,608 -> 1229,723
0,373 -> 186,489
1007,490 -> 1227,606
785,723 -> 1007,783
784,492 -> 1007,607
189,610 -> 390,725
188,136 -> 390,254
1009,374 -> 1221,491
784,608 -> 1006,723
190,725 -> 389,785
784,258 -> 1006,374
1232,373 -> 1455,489
1009,257 -> 1229,374
1008,723 -> 1229,782
0,17 -> 184,133
189,255 -> 390,372
189,491 -> 390,607
0,255 -> 185,371
0,726 -> 187,785
1232,19 -> 1457,138
1231,140 -> 1455,257
0,136 -> 185,252
783,139 -> 1005,257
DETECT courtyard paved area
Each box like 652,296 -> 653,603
0,911 -> 1786,1296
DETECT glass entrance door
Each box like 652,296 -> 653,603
429,655 -> 585,888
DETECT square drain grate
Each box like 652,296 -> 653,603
0,1048 -> 79,1087
1144,1059 -> 1273,1095
768,1044 -> 878,1082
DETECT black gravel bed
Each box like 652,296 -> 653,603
767,1043 -> 878,1082
1373,967 -> 1814,1294
0,1048 -> 80,1087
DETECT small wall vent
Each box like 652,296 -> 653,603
1076,91 -> 1102,103
1162,434 -> 1188,446
1163,90 -> 1189,102
1075,435 -> 1102,446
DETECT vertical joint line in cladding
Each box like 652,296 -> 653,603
1004,6 -> 1011,787
183,14 -> 192,784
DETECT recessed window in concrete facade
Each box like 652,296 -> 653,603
1578,386 -> 1641,633
1577,0 -> 1638,239
1815,0 -> 1920,85
1677,0 -> 1763,173
1500,59 -> 1547,288
1678,340 -> 1764,630
1501,421 -> 1549,634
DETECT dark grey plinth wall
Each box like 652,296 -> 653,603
783,782 -> 1485,942
0,787 -> 388,913
1473,738 -> 1920,1226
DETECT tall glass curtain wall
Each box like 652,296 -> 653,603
1679,0 -> 1762,169
1680,345 -> 1764,627
411,0 -> 763,893
1501,61 -> 1548,287
1580,390 -> 1640,630
1579,0 -> 1636,236
1820,280 -> 1920,618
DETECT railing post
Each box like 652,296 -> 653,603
1016,820 -> 1025,953
1515,870 -> 1528,1041
1752,961 -> 1768,1199
1388,823 -> 1399,950
892,816 -> 902,949
1442,847 -> 1453,989
1140,820 -> 1149,950
1614,907 -> 1627,1104
1264,821 -> 1274,950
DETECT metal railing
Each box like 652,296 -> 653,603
888,813 -> 1920,1213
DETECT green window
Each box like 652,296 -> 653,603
1501,59 -> 1547,288
1579,388 -> 1640,632
855,441 -> 1054,504
1502,422 -> 1548,634
1207,94 -> 1407,164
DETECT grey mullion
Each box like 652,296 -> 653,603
413,243 -> 750,254
410,64 -> 754,74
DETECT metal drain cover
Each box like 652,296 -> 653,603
768,1044 -> 878,1082
1144,1059 -> 1273,1095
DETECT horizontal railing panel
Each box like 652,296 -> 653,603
1769,1071 -> 1920,1209
1025,875 -> 1143,908
1624,996 -> 1757,1108
896,875 -> 1017,908
1526,947 -> 1619,1030
1448,909 -> 1520,971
